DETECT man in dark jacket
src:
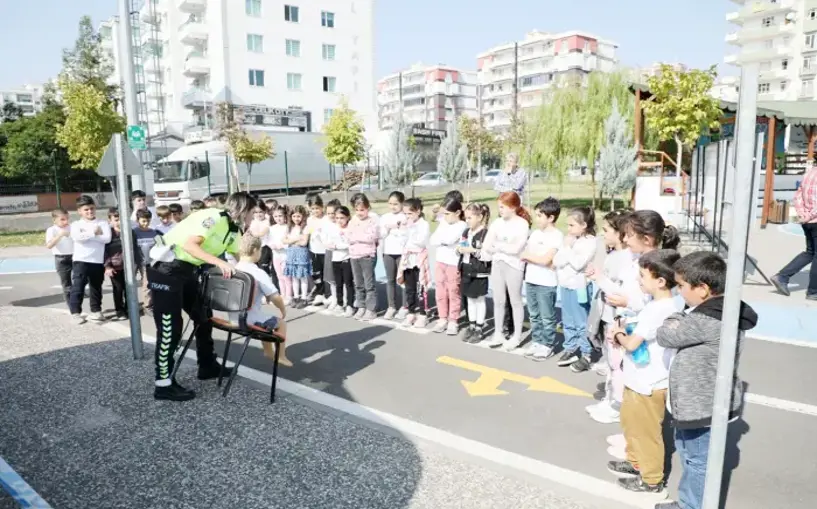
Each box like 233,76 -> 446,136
656,251 -> 757,509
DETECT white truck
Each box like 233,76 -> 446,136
150,131 -> 335,208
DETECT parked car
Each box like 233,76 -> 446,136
412,172 -> 446,187
348,182 -> 378,191
472,169 -> 502,183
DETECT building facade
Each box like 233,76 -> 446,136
100,0 -> 376,145
0,84 -> 45,118
477,30 -> 618,132
376,63 -> 478,132
725,0 -> 817,100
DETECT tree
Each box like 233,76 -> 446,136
458,116 -> 500,176
436,121 -> 468,185
0,105 -> 70,181
323,98 -> 366,174
524,84 -> 583,184
642,64 -> 721,188
62,16 -> 117,101
384,117 -> 422,185
1,102 -> 25,123
215,102 -> 245,191
598,100 -> 638,210
233,133 -> 275,192
56,78 -> 126,170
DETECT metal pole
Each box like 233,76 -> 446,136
118,0 -> 144,192
114,133 -> 144,360
54,150 -> 62,209
284,151 -> 290,196
206,151 -> 211,195
702,63 -> 758,509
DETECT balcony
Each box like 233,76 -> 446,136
726,23 -> 794,44
726,1 -> 796,25
729,44 -> 793,64
179,20 -> 208,45
141,10 -> 160,24
801,66 -> 817,78
183,53 -> 210,76
182,87 -> 212,108
178,0 -> 206,13
800,84 -> 814,99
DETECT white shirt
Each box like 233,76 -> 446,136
307,216 -> 326,254
623,297 -> 685,396
403,218 -> 430,268
328,224 -> 350,262
249,219 -> 270,244
615,253 -> 650,320
484,216 -> 530,272
430,219 -> 466,266
553,235 -> 597,289
267,224 -> 288,258
230,261 -> 279,327
45,225 -> 74,255
594,248 -> 632,323
380,212 -> 408,255
70,219 -> 112,264
524,228 -> 563,287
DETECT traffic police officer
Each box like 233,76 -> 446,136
148,192 -> 256,401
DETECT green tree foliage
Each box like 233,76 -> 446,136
599,100 -> 638,210
642,64 -> 722,172
233,134 -> 275,191
0,105 -> 70,181
436,120 -> 468,184
1,102 -> 25,123
524,84 -> 583,183
56,78 -> 126,170
458,116 -> 500,172
62,16 -> 117,100
385,117 -> 422,185
323,98 -> 366,168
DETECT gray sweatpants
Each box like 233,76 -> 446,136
383,253 -> 403,309
490,260 -> 525,340
351,256 -> 377,311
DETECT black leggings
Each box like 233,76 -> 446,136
312,252 -> 330,298
332,260 -> 354,308
403,267 -> 426,315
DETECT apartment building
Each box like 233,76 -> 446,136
725,0 -> 817,101
100,0 -> 376,145
477,30 -> 618,132
0,84 -> 45,119
376,63 -> 478,132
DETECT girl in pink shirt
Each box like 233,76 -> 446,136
347,194 -> 379,321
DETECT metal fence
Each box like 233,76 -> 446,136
0,175 -> 112,197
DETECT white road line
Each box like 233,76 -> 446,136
747,333 -> 817,349
744,393 -> 817,417
0,286 -> 12,291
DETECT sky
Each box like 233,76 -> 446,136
0,0 -> 733,90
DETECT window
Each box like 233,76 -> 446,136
284,5 -> 299,22
322,44 -> 336,60
324,109 -> 334,123
810,9 -> 817,20
323,76 -> 337,92
782,59 -> 789,70
758,82 -> 771,93
807,32 -> 817,49
286,39 -> 300,57
245,0 -> 261,17
249,69 -> 265,87
781,80 -> 788,92
803,80 -> 814,96
762,16 -> 775,27
287,73 -> 302,90
247,34 -> 263,53
321,11 -> 335,27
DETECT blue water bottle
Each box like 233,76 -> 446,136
625,322 -> 650,365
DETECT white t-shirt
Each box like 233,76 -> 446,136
430,220 -> 466,266
553,236 -> 597,290
70,219 -> 112,264
230,261 -> 279,327
307,216 -> 326,254
45,225 -> 74,255
328,224 -> 350,262
267,224 -> 288,258
380,212 -> 408,255
249,219 -> 270,243
485,215 -> 530,271
524,228 -> 563,287
403,218 -> 430,268
623,296 -> 685,396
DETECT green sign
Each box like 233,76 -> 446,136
127,125 -> 146,150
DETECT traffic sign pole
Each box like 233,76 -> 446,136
118,0 -> 144,192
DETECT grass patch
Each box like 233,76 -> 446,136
0,230 -> 44,248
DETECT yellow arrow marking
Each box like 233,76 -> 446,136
437,356 -> 592,398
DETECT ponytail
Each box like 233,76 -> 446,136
661,225 -> 681,250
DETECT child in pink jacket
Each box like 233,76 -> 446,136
348,194 -> 379,321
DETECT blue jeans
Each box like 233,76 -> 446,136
675,427 -> 710,509
526,283 -> 558,347
560,287 -> 591,356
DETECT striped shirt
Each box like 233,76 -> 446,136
493,169 -> 527,195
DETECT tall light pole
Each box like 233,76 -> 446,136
118,0 -> 144,191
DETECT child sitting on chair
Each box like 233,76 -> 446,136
232,233 -> 292,366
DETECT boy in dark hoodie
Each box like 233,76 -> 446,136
655,251 -> 757,509
105,208 -> 143,320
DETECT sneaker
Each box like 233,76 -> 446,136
771,274 -> 791,297
413,314 -> 428,328
585,401 -> 608,414
197,363 -> 233,381
607,460 -> 639,479
154,383 -> 196,402
115,312 -> 128,321
360,310 -> 377,322
446,322 -> 459,336
471,326 -> 486,343
607,434 -> 626,448
401,313 -> 416,327
557,349 -> 580,366
590,404 -> 621,424
654,501 -> 682,509
522,343 -> 541,358
396,307 -> 409,320
87,311 -> 105,322
313,295 -> 325,306
570,356 -> 593,373
607,445 -> 627,460
353,308 -> 366,320
326,301 -> 338,311
383,307 -> 397,320
284,297 -> 292,306
617,477 -> 666,498
503,337 -> 523,352
592,361 -> 609,377
343,306 -> 355,318
71,314 -> 87,325
532,345 -> 556,361
461,326 -> 476,343
432,320 -> 448,333
484,334 -> 505,348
